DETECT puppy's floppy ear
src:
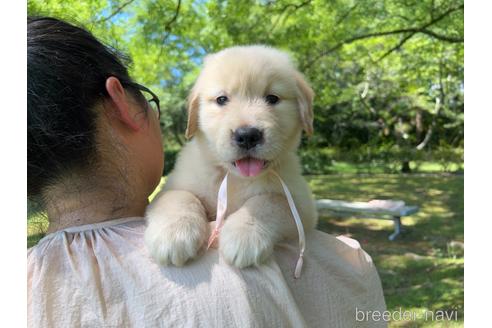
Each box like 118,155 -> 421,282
185,85 -> 199,139
185,54 -> 218,139
295,71 -> 314,136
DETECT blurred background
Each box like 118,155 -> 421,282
27,0 -> 464,326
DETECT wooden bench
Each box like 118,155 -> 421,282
316,199 -> 419,241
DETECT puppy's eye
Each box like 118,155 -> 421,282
265,94 -> 280,105
216,96 -> 229,106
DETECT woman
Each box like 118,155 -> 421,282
27,17 -> 386,327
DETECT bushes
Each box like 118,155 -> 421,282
163,148 -> 179,176
162,145 -> 463,176
299,146 -> 464,175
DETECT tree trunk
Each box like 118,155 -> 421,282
401,160 -> 411,173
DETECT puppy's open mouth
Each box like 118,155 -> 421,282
232,157 -> 269,177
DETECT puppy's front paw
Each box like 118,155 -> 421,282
144,214 -> 207,266
219,215 -> 275,268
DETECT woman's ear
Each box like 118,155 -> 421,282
105,76 -> 140,131
185,85 -> 200,139
295,71 -> 314,136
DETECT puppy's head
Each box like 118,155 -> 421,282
186,45 -> 314,178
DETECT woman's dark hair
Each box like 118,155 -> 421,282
27,17 -> 146,198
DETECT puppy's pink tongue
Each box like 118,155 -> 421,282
235,158 -> 265,177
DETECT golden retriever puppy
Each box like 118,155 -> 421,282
145,45 -> 318,268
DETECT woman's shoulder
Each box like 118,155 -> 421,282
273,230 -> 387,327
27,218 -> 303,327
309,230 -> 376,273
28,223 -> 386,327
28,217 -> 146,261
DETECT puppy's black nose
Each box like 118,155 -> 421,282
233,126 -> 264,150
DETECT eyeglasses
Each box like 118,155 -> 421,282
121,80 -> 161,119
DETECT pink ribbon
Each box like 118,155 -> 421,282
207,171 -> 306,279
207,173 -> 229,249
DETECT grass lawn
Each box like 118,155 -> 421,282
28,173 -> 464,327
308,174 -> 464,327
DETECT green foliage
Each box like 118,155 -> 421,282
163,147 -> 180,175
299,145 -> 463,174
28,0 -> 464,168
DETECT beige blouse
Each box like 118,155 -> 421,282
27,217 -> 387,327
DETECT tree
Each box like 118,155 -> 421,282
28,0 -> 464,171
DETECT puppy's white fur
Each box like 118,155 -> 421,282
145,45 -> 318,268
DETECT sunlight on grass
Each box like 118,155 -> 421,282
149,177 -> 167,201
308,174 -> 463,327
27,212 -> 48,248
